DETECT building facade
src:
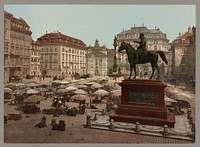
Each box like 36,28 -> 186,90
4,11 -> 32,82
116,25 -> 171,79
171,26 -> 196,84
86,40 -> 108,76
36,32 -> 86,77
4,11 -> 12,83
30,40 -> 41,77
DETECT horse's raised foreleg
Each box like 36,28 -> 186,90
128,65 -> 132,79
133,64 -> 136,79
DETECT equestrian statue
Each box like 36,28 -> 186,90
118,33 -> 168,79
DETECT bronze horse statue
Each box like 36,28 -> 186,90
118,41 -> 168,79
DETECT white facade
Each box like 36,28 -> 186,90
30,41 -> 40,76
36,32 -> 86,77
86,40 -> 108,76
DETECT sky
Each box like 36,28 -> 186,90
4,5 -> 196,48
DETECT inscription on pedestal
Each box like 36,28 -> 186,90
128,91 -> 156,105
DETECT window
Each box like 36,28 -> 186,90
182,57 -> 186,64
154,45 -> 157,51
182,67 -> 186,73
50,63 -> 52,69
50,55 -> 53,61
62,54 -> 64,61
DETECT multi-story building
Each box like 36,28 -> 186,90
30,40 -> 40,77
4,11 -> 12,83
86,40 -> 108,76
36,31 -> 86,77
4,11 -> 32,82
116,25 -> 171,79
171,26 -> 196,84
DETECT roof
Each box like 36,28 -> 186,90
36,32 -> 86,48
11,17 -> 30,28
173,27 -> 195,44
117,26 -> 166,39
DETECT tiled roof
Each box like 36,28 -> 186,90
37,32 -> 86,48
173,27 -> 195,44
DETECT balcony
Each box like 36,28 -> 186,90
10,64 -> 22,68
10,52 -> 20,57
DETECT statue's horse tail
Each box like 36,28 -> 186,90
156,51 -> 168,65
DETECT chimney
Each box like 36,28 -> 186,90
188,26 -> 191,32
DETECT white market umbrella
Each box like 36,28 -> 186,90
74,89 -> 88,95
93,89 -> 109,97
58,80 -> 70,85
26,89 -> 39,94
65,86 -> 78,91
5,83 -> 26,90
70,79 -> 80,83
85,82 -> 98,86
57,85 -> 67,89
164,96 -> 177,103
4,88 -> 12,93
52,80 -> 62,83
91,83 -> 104,89
71,94 -> 90,102
57,89 -> 69,93
26,82 -> 39,87
24,95 -> 45,103
76,84 -> 88,89
13,90 -> 25,95
171,93 -> 193,104
36,87 -> 48,92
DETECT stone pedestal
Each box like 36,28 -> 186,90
109,79 -> 175,127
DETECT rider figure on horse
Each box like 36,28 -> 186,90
133,33 -> 147,63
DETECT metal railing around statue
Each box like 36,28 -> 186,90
85,108 -> 195,141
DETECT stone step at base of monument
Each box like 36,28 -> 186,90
110,111 -> 175,128
116,108 -> 168,119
